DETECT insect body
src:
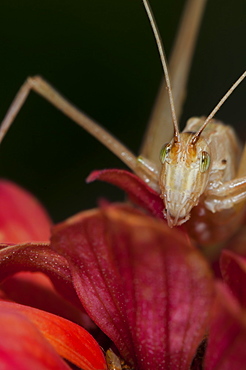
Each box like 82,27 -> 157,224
0,0 -> 245,245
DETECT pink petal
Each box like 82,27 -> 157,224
205,282 -> 246,370
51,204 -> 214,370
0,180 -> 52,243
87,169 -> 164,218
0,301 -> 107,370
220,250 -> 246,307
0,304 -> 70,370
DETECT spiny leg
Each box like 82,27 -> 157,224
0,76 -> 158,187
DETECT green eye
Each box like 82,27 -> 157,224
159,144 -> 170,164
200,151 -> 210,172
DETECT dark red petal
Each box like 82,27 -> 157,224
87,169 -> 164,218
224,223 -> 246,256
0,180 -> 52,243
220,250 -> 246,307
186,203 -> 245,247
205,282 -> 246,370
0,304 -> 70,370
0,301 -> 107,370
51,204 -> 214,370
1,272 -> 95,329
0,243 -> 82,310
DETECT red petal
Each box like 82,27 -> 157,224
51,204 -> 214,370
0,243 -> 82,310
0,304 -> 70,370
0,180 -> 52,243
1,272 -> 95,329
87,169 -> 164,218
220,250 -> 246,307
186,203 -> 244,247
0,301 -> 107,370
224,224 -> 246,256
205,282 -> 246,370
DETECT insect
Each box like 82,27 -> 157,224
106,349 -> 133,370
106,349 -> 122,370
0,0 -> 245,244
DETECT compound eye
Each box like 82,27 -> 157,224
200,151 -> 210,172
159,143 -> 171,164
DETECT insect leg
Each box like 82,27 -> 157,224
136,155 -> 160,191
205,176 -> 246,213
0,76 -> 139,173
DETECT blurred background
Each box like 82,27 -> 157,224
0,0 -> 245,222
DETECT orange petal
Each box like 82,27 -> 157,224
0,304 -> 70,369
0,301 -> 107,370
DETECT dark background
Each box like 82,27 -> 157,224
0,0 -> 245,222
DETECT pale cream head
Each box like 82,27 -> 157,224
159,132 -> 211,227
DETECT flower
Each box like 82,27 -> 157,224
1,177 -> 246,369
0,180 -> 107,369
0,300 -> 107,370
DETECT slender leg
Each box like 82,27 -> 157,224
137,155 -> 160,191
0,76 -> 138,172
0,76 -> 161,190
205,176 -> 246,212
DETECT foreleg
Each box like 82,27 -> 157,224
205,176 -> 246,213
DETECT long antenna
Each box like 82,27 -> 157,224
142,0 -> 180,142
192,70 -> 246,144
